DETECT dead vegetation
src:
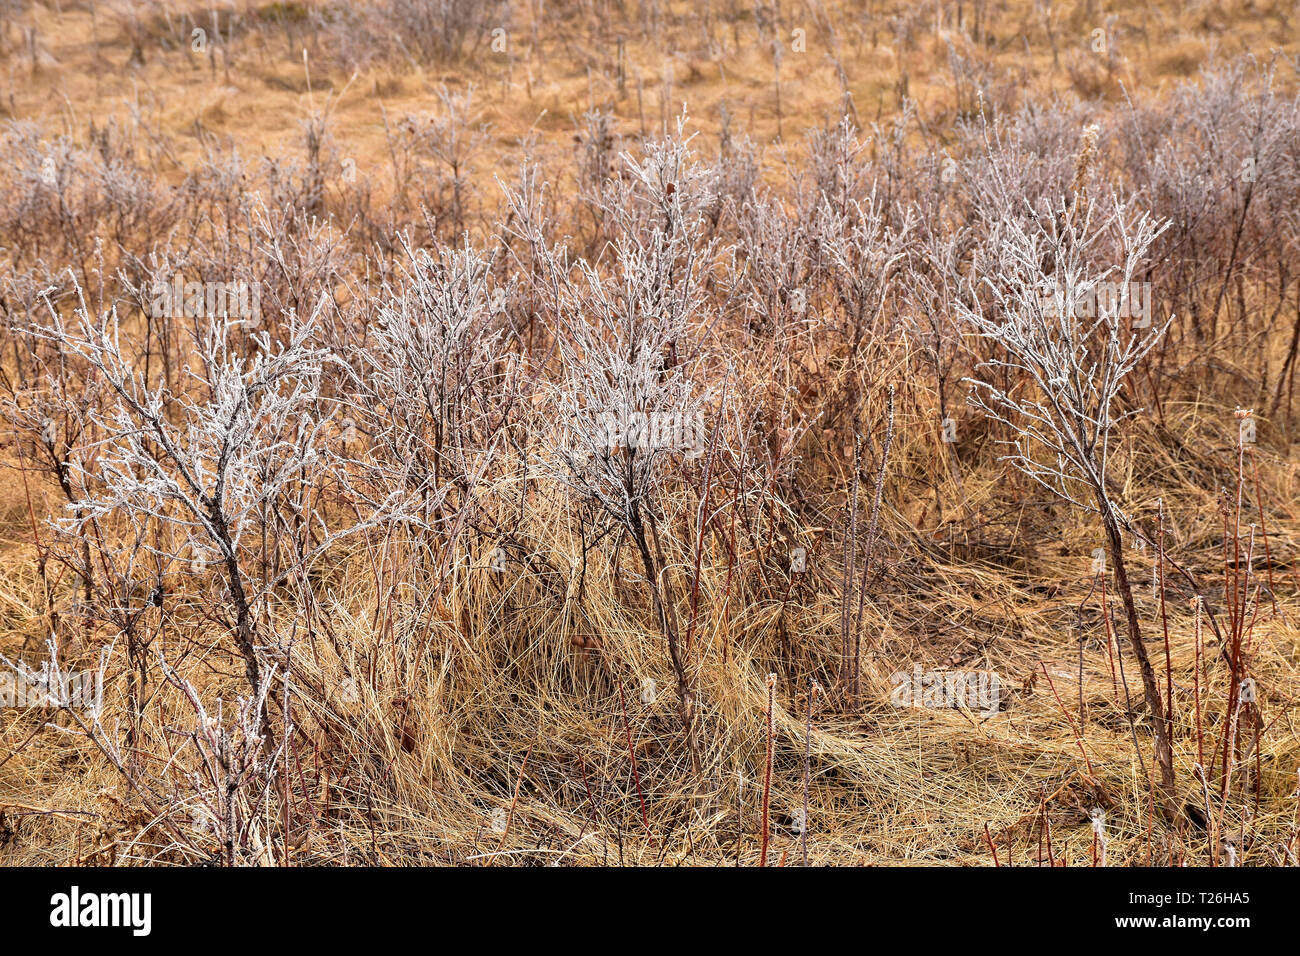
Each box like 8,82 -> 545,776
1,1 -> 1299,867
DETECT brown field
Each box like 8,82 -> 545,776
1,0 -> 1299,866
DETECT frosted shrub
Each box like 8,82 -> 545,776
348,236 -> 515,513
31,283 -> 348,708
528,122 -> 721,771
958,194 -> 1177,809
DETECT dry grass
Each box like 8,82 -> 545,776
1,0 -> 1299,867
